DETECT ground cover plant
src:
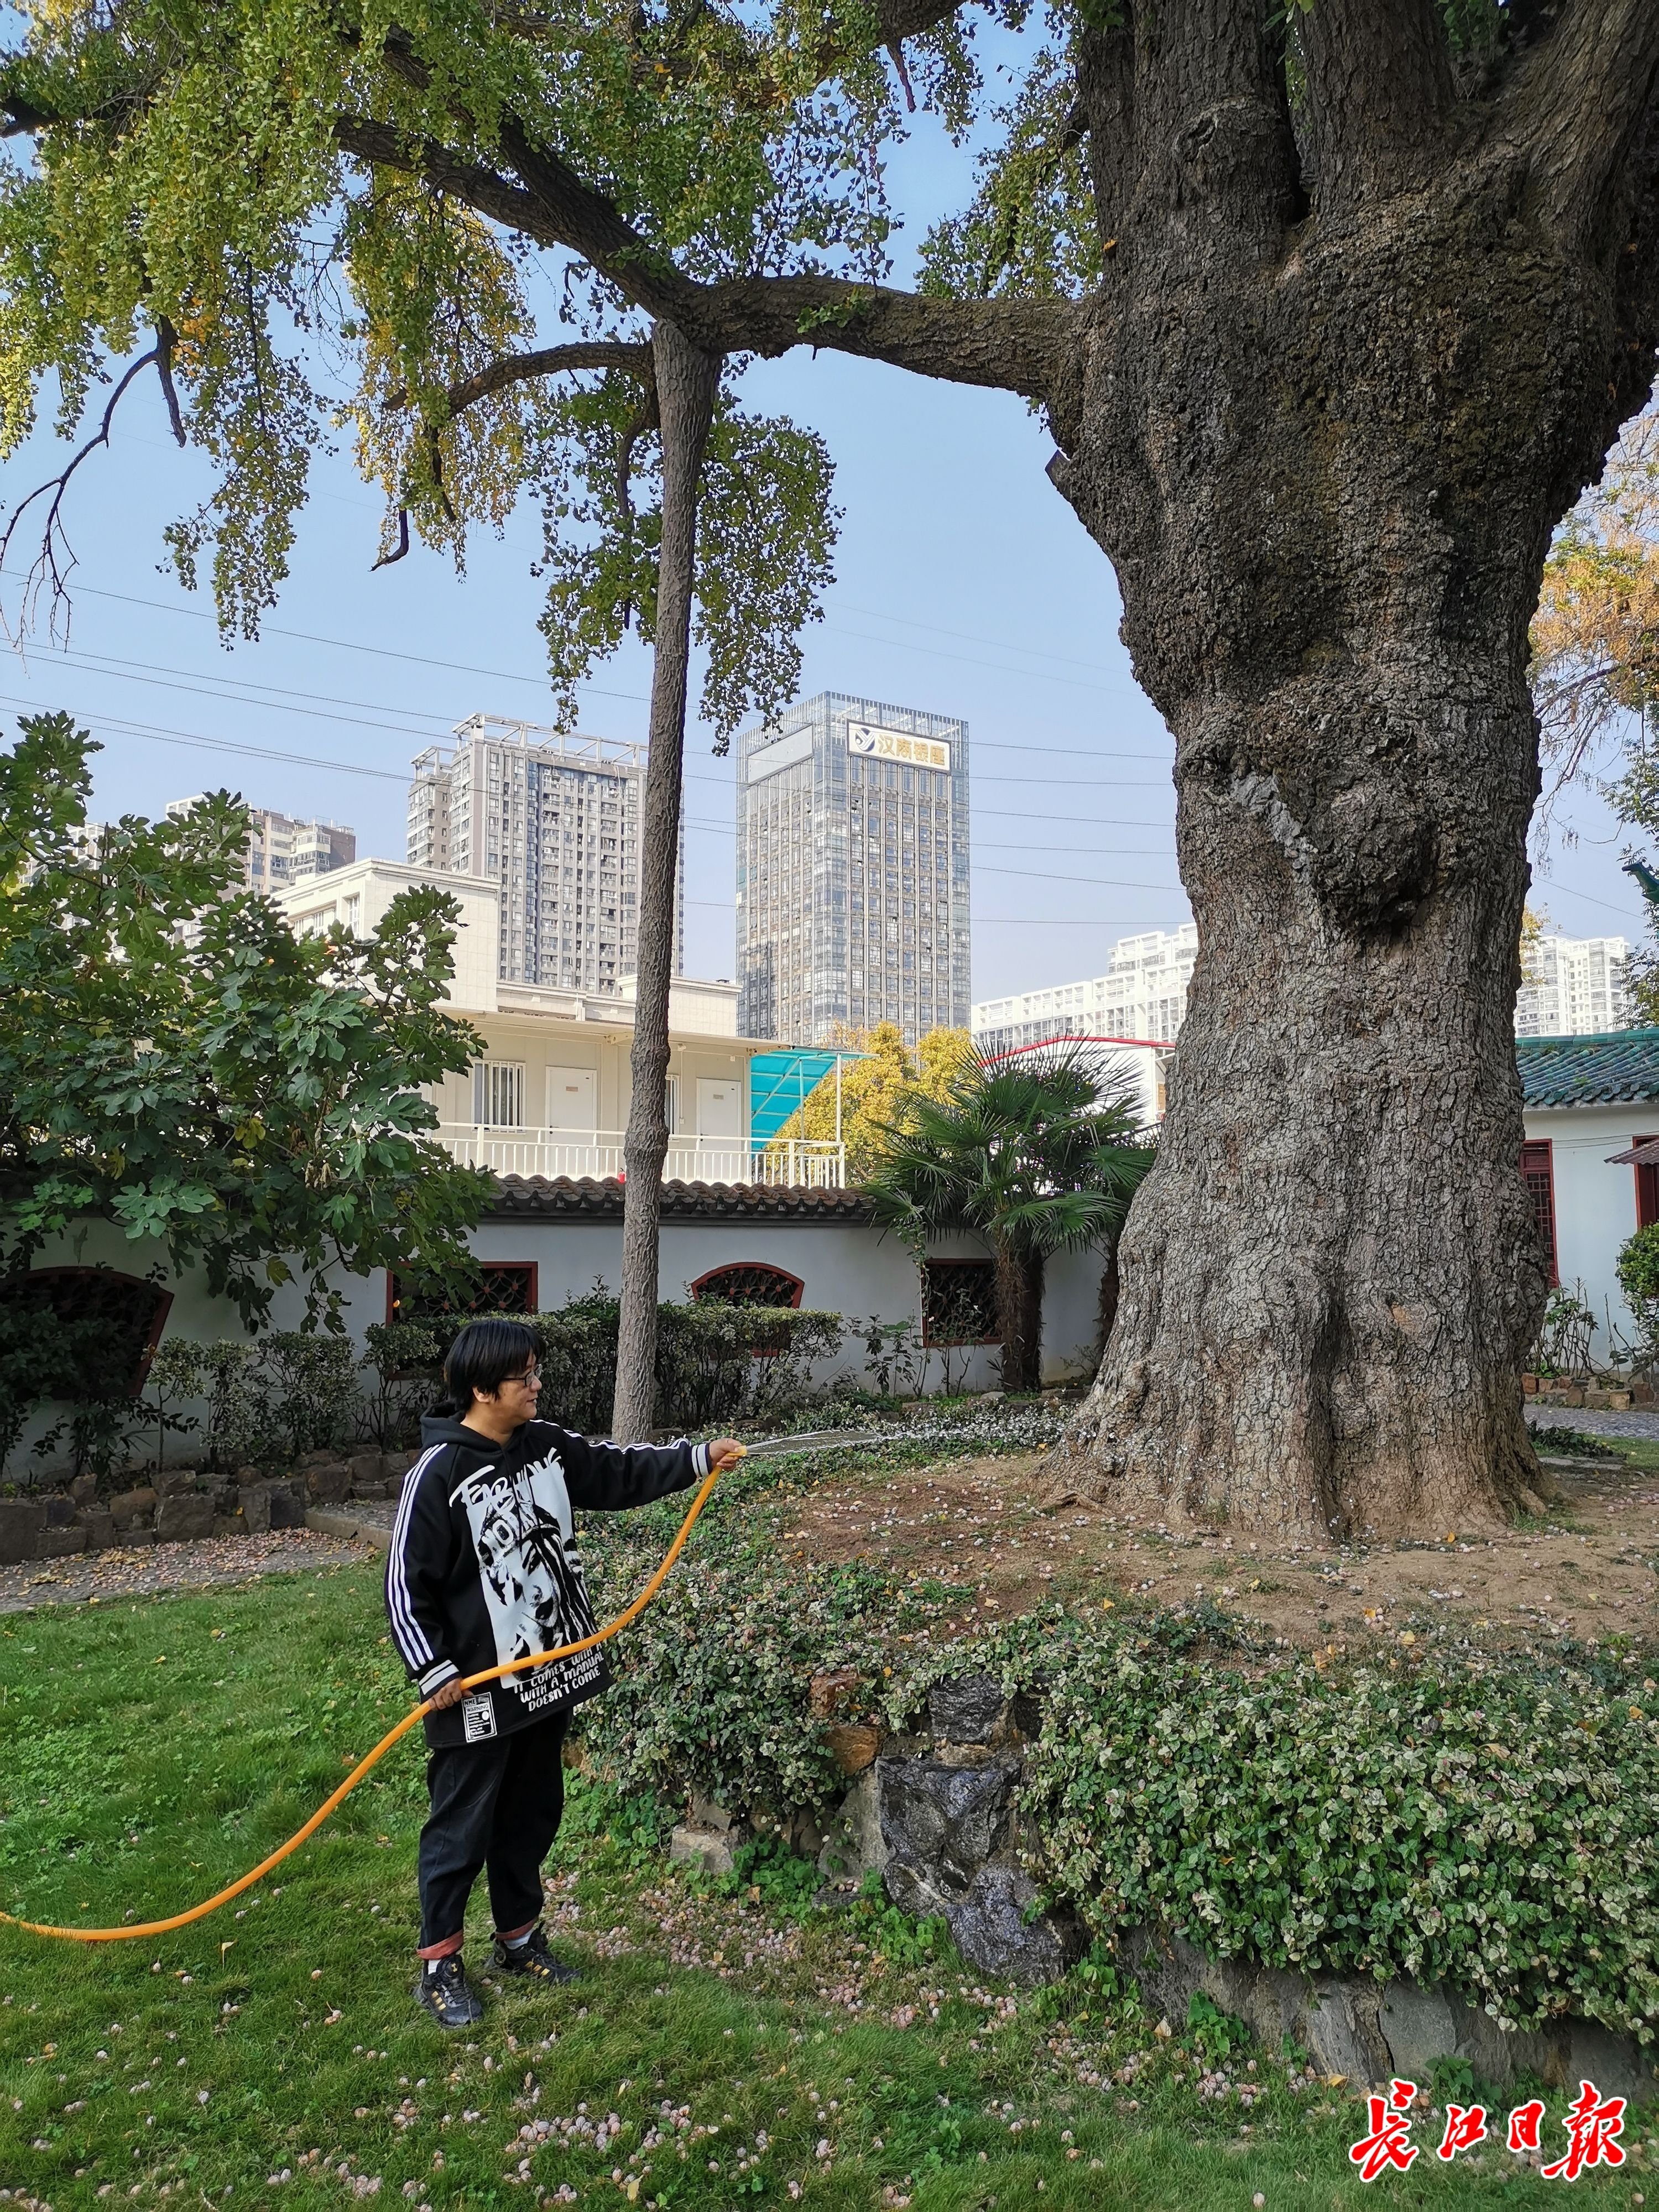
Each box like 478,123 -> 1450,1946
0,1559 -> 1654,2208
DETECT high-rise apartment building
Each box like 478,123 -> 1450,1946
408,713 -> 684,992
972,923 -> 1198,1054
166,797 -> 356,893
737,692 -> 970,1046
1515,933 -> 1632,1037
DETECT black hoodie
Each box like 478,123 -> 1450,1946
385,1413 -> 709,1749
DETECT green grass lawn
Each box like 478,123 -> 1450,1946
0,1564 -> 1651,2209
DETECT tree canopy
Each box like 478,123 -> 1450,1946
768,1022 -> 976,1181
0,711 -> 492,1328
864,1042 -> 1152,1389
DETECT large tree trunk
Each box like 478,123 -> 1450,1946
611,322 -> 720,1441
1042,17 -> 1657,1538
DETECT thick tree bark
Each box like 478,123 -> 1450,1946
995,1246 -> 1044,1394
1041,9 -> 1659,1538
610,322 -> 719,1441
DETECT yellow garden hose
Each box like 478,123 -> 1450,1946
0,1451 -> 737,1945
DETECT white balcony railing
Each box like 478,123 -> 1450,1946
435,1124 -> 846,1190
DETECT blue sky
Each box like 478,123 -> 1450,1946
0,84 -> 1645,1003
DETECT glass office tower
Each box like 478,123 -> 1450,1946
737,692 -> 969,1045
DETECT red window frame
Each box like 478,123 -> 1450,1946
1520,1140 -> 1559,1287
386,1261 -> 539,1323
2,1266 -> 174,1397
688,1262 -> 805,1310
1632,1133 -> 1659,1232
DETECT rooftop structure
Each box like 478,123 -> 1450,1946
167,796 -> 356,894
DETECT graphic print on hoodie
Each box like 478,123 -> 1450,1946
385,1413 -> 709,1749
463,1449 -> 601,1712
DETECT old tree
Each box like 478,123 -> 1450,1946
2,0 -> 1656,1532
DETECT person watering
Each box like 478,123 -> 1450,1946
386,1316 -> 743,2027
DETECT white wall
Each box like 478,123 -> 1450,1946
1525,1103 -> 1653,1359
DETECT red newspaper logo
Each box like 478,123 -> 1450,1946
1436,2104 -> 1489,2161
1508,2099 -> 1546,2153
1541,2082 -> 1627,2181
1349,2080 -> 1419,2180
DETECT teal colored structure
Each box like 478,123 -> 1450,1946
747,1050 -> 860,1145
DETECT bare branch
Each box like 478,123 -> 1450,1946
154,315 -> 187,447
0,345 -> 166,641
439,340 -> 653,416
1298,0 -> 1457,214
372,508 -> 411,569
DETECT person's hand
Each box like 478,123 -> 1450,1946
428,1675 -> 469,1711
707,1438 -> 745,1472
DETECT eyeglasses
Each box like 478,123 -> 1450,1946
503,1366 -> 541,1387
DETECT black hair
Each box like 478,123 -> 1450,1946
440,1318 -> 540,1413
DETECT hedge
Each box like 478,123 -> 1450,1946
571,1448 -> 1659,2045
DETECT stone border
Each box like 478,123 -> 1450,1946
685,1670 -> 1659,2105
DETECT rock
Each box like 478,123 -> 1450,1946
929,1676 -> 1006,1746
689,1792 -> 741,1837
351,1481 -> 390,1500
239,1484 -> 272,1534
43,1493 -> 76,1527
212,1515 -> 244,1540
79,1510 -> 115,1551
349,1449 -> 388,1488
267,1484 -> 306,1529
0,1498 -> 46,1564
824,1722 -> 881,1775
36,1525 -> 88,1558
67,1473 -> 98,1509
817,1770 -> 888,1888
669,1825 -> 737,1876
942,1864 -> 1081,1988
156,1492 -> 215,1543
109,1487 -> 158,1531
305,1463 -> 352,1505
877,1755 -> 1020,1900
154,1470 -> 198,1499
807,1667 -> 860,1719
384,1448 -> 418,1478
123,1528 -> 158,1548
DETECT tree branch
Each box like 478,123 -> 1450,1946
1297,0 -> 1457,214
333,114 -> 1073,403
1501,0 -> 1659,251
0,345 -> 169,641
436,340 -> 653,417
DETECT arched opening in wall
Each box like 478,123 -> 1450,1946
688,1262 -> 804,1310
387,1261 -> 539,1323
0,1267 -> 174,1398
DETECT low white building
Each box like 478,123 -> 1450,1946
973,924 -> 1197,1055
1520,1027 -> 1659,1363
1515,934 -> 1631,1038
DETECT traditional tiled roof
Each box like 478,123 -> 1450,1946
486,1175 -> 875,1223
1518,1029 -> 1659,1108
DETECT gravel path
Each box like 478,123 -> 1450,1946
1527,1407 -> 1659,1441
0,1528 -> 379,1614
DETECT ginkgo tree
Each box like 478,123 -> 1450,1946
2,0 -> 1658,1533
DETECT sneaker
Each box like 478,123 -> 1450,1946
414,1954 -> 484,2028
489,1922 -> 579,1982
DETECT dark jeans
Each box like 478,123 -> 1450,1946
416,1710 -> 569,1954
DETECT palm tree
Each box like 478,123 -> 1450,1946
864,1045 -> 1155,1394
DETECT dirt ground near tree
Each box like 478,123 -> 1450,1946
778,1443 -> 1659,1656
